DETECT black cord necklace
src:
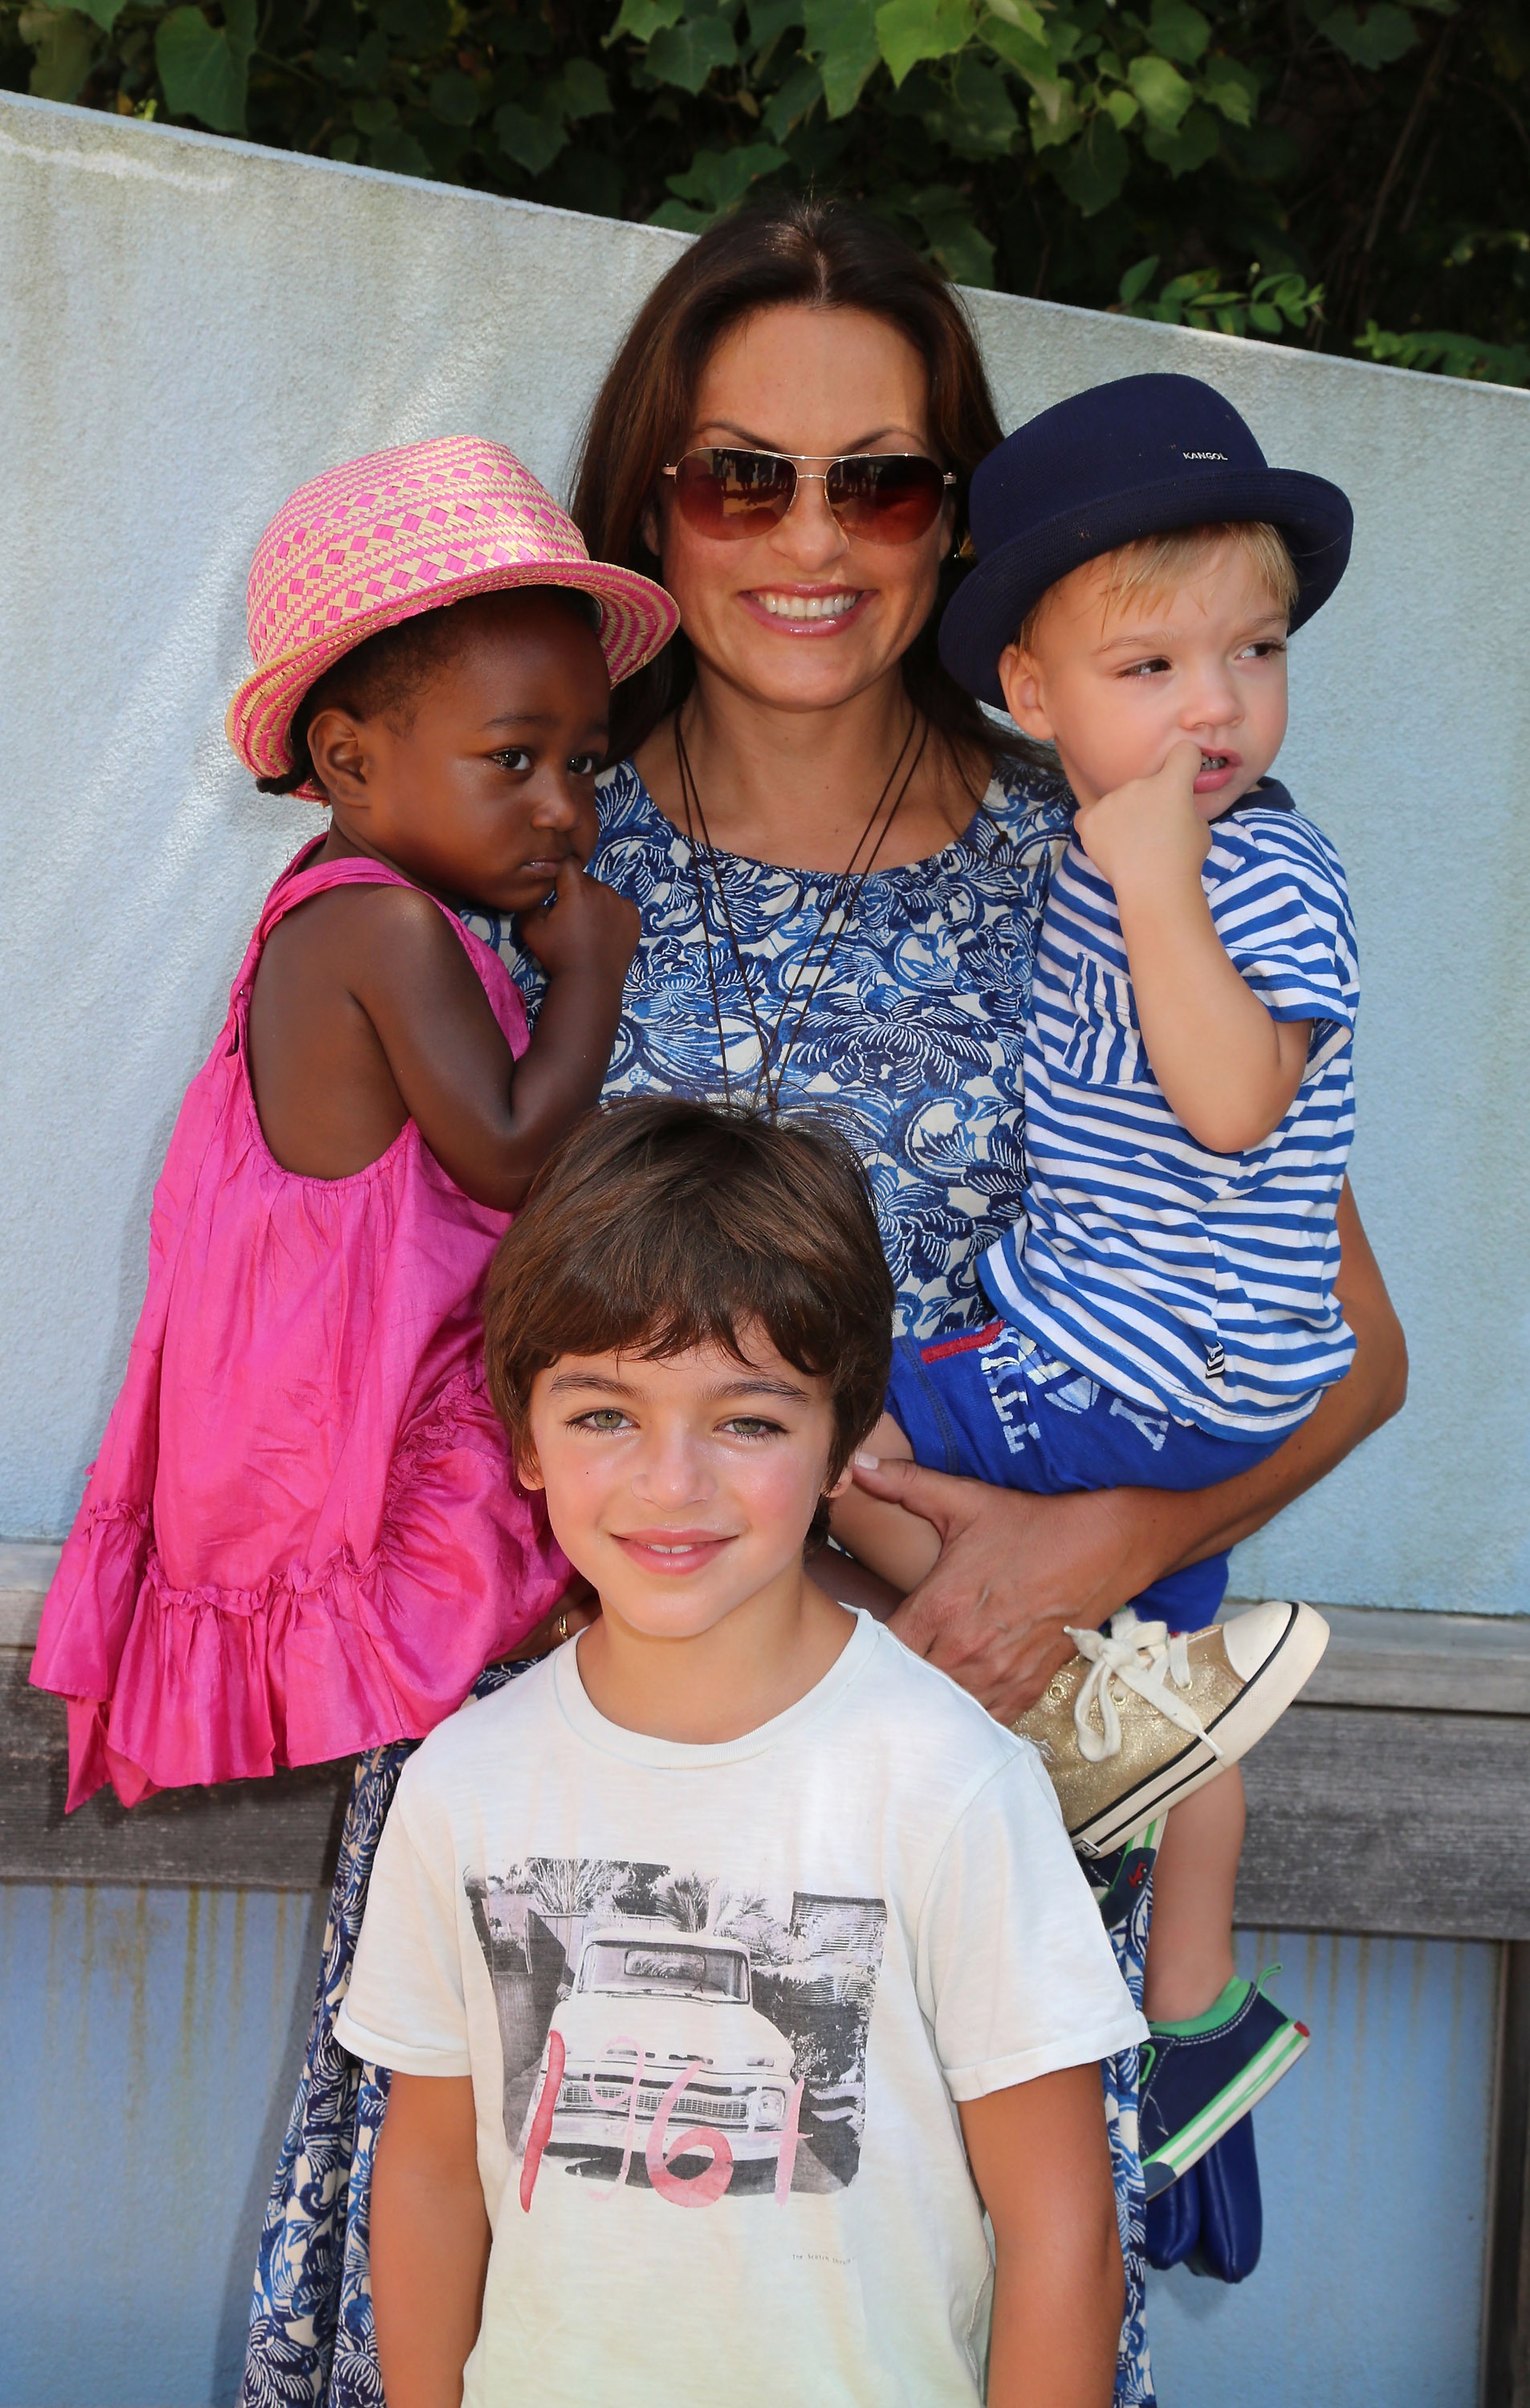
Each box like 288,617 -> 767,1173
674,708 -> 930,1116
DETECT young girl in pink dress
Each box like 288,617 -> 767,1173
31,437 -> 678,1808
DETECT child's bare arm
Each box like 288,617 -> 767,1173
959,2064 -> 1123,2408
828,1413 -> 941,1592
250,866 -> 637,1210
372,2072 -> 490,2408
1074,741 -> 1311,1155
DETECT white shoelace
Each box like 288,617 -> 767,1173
1061,1608 -> 1226,1765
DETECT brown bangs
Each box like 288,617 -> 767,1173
482,1098 -> 894,1482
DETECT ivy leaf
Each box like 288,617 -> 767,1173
762,55 -> 824,131
1027,78 -> 1080,144
1146,0 -> 1210,64
352,27 -> 388,88
369,124 -> 434,177
646,13 -> 740,87
1141,97 -> 1220,171
1049,108 -> 1128,210
19,6 -> 95,98
606,0 -> 686,43
156,0 -> 255,134
1103,84 -> 1138,127
1197,54 -> 1258,123
665,137 -> 790,209
983,0 -> 1048,39
494,98 -> 569,171
1127,51 -> 1194,128
912,182 -> 995,284
980,11 -> 1056,81
1117,252 -> 1161,303
909,56 -> 1014,155
876,0 -> 973,85
71,0 -> 127,31
802,0 -> 881,116
748,0 -> 805,53
559,59 -> 612,116
428,67 -> 482,124
1316,2 -> 1417,66
937,49 -> 1020,153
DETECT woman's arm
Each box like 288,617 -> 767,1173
960,2065 -> 1123,2408
372,2072 -> 490,2408
851,1182 -> 1406,1722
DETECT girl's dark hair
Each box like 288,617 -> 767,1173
255,584 -> 603,797
483,1098 -> 895,1542
570,193 -> 1007,780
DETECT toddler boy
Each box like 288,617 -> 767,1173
835,374 -> 1357,2199
337,1099 -> 1145,2408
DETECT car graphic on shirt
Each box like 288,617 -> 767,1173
531,1922 -> 796,2166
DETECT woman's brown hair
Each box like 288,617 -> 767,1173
570,193 -> 1008,775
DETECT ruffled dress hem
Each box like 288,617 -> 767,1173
40,1369 -> 566,1810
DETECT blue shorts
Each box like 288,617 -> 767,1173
885,1319 -> 1288,1631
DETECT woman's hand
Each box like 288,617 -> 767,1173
848,1460 -> 1141,1723
853,1185 -> 1406,1724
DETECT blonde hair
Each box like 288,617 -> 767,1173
1018,521 -> 1299,653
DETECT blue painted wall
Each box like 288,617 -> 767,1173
0,1887 -> 324,2408
0,1890 -> 1496,2407
1149,1928 -> 1497,2404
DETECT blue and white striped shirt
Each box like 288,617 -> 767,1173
983,782 -> 1359,1437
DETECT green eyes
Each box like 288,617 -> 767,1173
567,1412 -> 785,1439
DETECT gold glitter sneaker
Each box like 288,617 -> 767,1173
1016,1601 -> 1329,1857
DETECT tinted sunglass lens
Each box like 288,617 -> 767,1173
827,455 -> 947,543
673,449 -> 796,537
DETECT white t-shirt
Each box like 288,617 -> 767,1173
337,1610 -> 1146,2408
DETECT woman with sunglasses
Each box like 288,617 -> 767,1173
246,196 -> 1405,2408
555,199 -> 1402,1717
556,198 -> 1396,2382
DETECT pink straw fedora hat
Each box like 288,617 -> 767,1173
227,437 -> 680,792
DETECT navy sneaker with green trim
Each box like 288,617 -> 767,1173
1139,1971 -> 1308,2199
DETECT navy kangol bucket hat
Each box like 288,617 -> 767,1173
940,372 -> 1354,709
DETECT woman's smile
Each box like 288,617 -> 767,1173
741,584 -> 871,632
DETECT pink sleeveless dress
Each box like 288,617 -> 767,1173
31,843 -> 568,1810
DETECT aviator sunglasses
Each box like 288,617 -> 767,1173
662,447 -> 955,547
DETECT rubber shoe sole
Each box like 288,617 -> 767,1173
1018,1599 -> 1329,1857
1141,2011 -> 1310,2198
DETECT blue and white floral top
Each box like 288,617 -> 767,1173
470,755 -> 1075,1341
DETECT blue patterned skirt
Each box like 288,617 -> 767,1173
241,1666 -> 1156,2407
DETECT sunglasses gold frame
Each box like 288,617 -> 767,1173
661,447 -> 956,543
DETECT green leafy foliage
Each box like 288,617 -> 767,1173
1118,255 -> 1325,337
2,0 -> 1524,382
1354,320 -> 1530,385
1316,1 -> 1417,68
154,0 -> 251,131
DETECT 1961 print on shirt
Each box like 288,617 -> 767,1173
466,1859 -> 888,2207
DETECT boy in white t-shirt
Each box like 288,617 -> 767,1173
337,1098 -> 1145,2408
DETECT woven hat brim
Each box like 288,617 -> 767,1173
226,558 -> 680,787
939,467 -> 1354,708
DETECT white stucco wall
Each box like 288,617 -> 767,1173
2,92 -> 1526,1611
